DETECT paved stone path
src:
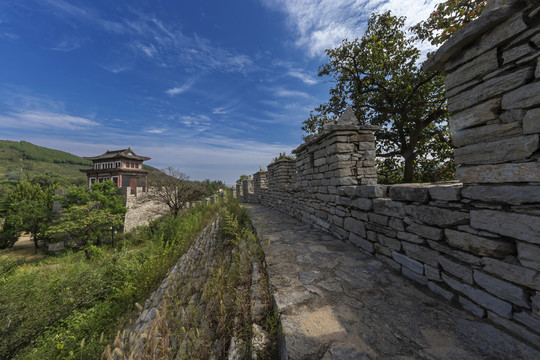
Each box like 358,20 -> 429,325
245,204 -> 540,360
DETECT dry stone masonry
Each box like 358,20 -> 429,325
237,0 -> 540,347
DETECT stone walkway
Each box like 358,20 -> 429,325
245,204 -> 540,360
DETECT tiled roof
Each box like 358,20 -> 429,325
83,147 -> 151,161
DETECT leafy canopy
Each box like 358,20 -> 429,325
303,11 -> 454,183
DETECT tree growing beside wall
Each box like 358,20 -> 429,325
303,11 -> 455,183
149,167 -> 206,217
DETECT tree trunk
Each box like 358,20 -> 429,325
403,151 -> 415,183
32,235 -> 39,254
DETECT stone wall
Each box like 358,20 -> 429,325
236,0 -> 540,346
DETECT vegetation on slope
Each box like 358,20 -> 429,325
0,203 -> 219,359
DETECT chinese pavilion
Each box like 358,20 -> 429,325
80,148 -> 151,191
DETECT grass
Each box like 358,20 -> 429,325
0,203 -> 218,360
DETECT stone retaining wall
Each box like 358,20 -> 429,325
235,0 -> 540,346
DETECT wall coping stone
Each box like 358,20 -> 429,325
423,1 -> 526,72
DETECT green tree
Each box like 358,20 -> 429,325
303,11 -> 454,183
412,0 -> 487,46
0,180 -> 54,252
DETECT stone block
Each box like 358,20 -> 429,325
457,162 -> 540,183
372,198 -> 406,218
374,243 -> 392,257
355,185 -> 386,198
343,217 -> 366,237
407,223 -> 444,240
523,108 -> 540,134
391,252 -> 424,274
471,209 -> 540,244
397,231 -> 424,244
448,67 -> 533,113
405,205 -> 469,227
368,212 -> 388,226
502,81 -> 540,110
462,184 -> 540,205
452,122 -> 522,147
439,255 -> 473,284
425,264 -> 441,281
500,109 -> 526,123
428,184 -> 462,201
330,177 -> 357,186
402,267 -> 428,285
354,198 -> 372,211
482,258 -> 540,291
474,270 -> 529,307
314,157 -> 326,167
513,311 -> 540,334
388,218 -> 405,231
488,312 -> 540,346
445,49 -> 498,90
376,253 -> 401,272
533,292 -> 540,316
445,229 -> 515,258
517,242 -> 540,271
349,233 -> 374,253
454,135 -> 539,165
403,242 -> 439,267
442,273 -> 512,318
459,296 -> 486,318
378,235 -> 401,251
388,184 -> 431,202
428,281 -> 455,302
503,43 -> 535,64
448,98 -> 500,132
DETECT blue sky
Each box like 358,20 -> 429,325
0,0 -> 439,185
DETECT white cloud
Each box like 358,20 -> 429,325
0,110 -> 99,130
287,69 -> 317,85
274,88 -> 310,99
50,38 -> 81,51
166,79 -> 195,95
260,0 -> 440,57
146,128 -> 167,134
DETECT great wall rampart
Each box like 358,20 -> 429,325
235,0 -> 540,345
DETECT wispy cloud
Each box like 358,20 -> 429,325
50,38 -> 81,51
166,79 -> 196,96
273,88 -> 310,99
287,69 -> 317,85
0,110 -> 99,130
260,0 -> 440,57
1,32 -> 19,41
146,128 -> 167,134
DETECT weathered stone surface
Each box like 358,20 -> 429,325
448,98 -> 501,132
443,273 -> 512,318
524,108 -> 540,134
403,242 -> 439,267
428,281 -> 455,301
428,184 -> 462,201
428,240 -> 482,266
462,184 -> 540,205
454,135 -> 539,165
378,235 -> 401,251
482,258 -> 540,291
349,233 -> 374,253
391,252 -> 424,274
439,255 -> 473,284
513,311 -> 540,334
474,270 -> 529,307
500,109 -> 526,123
354,198 -> 372,210
459,296 -> 486,318
452,122 -> 522,147
533,292 -> 540,317
372,198 -> 406,218
448,67 -> 533,113
502,81 -> 540,110
471,209 -> 540,244
445,49 -> 498,90
388,184 -> 431,202
402,267 -> 428,285
299,271 -> 324,285
488,312 -> 540,346
344,217 -> 366,237
405,205 -> 469,227
407,223 -> 444,240
355,185 -> 387,198
445,229 -> 515,258
397,231 -> 423,244
425,264 -> 441,281
517,242 -> 540,271
368,213 -> 388,226
503,43 -> 535,64
457,162 -> 540,183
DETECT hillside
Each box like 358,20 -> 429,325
0,140 -> 91,185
